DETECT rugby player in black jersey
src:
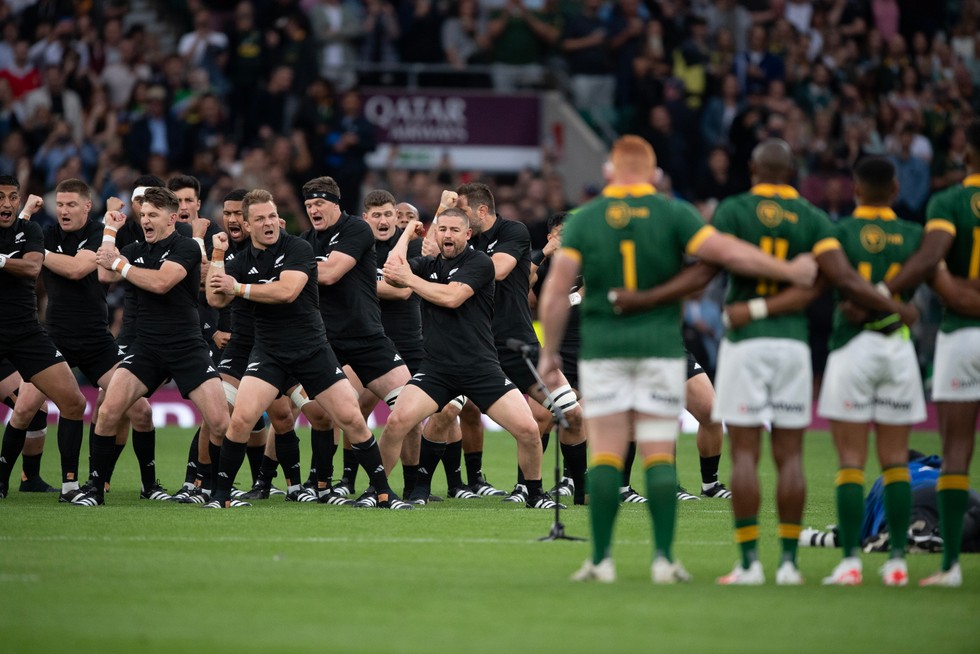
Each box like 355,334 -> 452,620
9,180 -> 164,501
299,177 -> 421,508
0,176 -> 89,503
453,183 -> 588,504
85,187 -> 230,506
359,191 -> 474,501
381,209 -> 556,509
0,360 -> 52,492
207,189 -> 408,509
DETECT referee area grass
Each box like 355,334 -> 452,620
1,428 -> 977,653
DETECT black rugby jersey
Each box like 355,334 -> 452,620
409,247 -> 497,369
42,218 -> 108,341
375,228 -> 423,350
468,215 -> 537,345
117,219 -> 193,338
0,218 -> 44,334
120,230 -> 202,345
301,213 -> 384,340
225,233 -> 325,355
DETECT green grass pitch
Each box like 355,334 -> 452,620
1,428 -> 977,653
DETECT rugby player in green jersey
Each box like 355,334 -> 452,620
815,157 -> 926,586
882,120 -> 980,587
537,135 -> 818,584
709,140 -> 916,585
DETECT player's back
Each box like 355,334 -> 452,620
562,185 -> 707,360
713,184 -> 835,343
925,176 -> 980,332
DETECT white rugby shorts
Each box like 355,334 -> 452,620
579,357 -> 686,419
817,331 -> 926,424
932,327 -> 980,401
713,338 -> 812,429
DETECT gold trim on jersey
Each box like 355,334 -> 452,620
750,183 -> 799,199
602,183 -> 656,198
853,206 -> 897,220
561,247 -> 582,263
812,237 -> 841,256
963,174 -> 980,187
925,219 -> 956,236
685,225 -> 716,255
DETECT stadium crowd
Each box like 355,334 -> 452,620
0,1 -> 978,588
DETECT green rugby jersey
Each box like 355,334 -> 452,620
712,184 -> 837,343
561,183 -> 713,359
924,173 -> 980,332
828,206 -> 922,350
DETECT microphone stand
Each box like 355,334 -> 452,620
515,347 -> 586,542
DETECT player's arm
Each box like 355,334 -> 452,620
537,250 -> 579,378
316,250 -> 357,285
692,229 -> 818,288
212,269 -> 308,305
930,264 -> 980,317
0,250 -> 42,278
883,229 -> 953,295
96,247 -> 189,294
724,279 -> 827,329
206,236 -> 233,308
383,252 -> 473,308
490,251 -> 518,281
816,247 -> 918,325
388,219 -> 426,271
42,248 -> 96,280
377,278 -> 413,300
608,262 -> 720,314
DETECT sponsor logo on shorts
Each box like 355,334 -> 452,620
246,362 -> 260,372
412,373 -> 425,381
649,392 -> 681,406
738,401 -> 806,414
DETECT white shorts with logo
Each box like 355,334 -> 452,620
932,327 -> 980,401
817,331 -> 926,424
713,338 -> 812,429
579,357 -> 686,419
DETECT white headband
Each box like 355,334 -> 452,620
131,186 -> 149,202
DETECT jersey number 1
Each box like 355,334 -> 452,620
620,240 -> 637,290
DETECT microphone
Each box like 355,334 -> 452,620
505,338 -> 534,355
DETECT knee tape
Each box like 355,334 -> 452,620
25,428 -> 46,439
635,418 -> 678,443
542,384 -> 579,413
448,395 -> 467,411
290,386 -> 313,409
222,381 -> 238,407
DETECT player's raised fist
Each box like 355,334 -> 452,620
21,194 -> 43,218
439,190 -> 458,211
212,232 -> 229,251
191,217 -> 210,238
106,197 -> 124,213
104,210 -> 126,228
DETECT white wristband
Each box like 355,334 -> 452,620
722,311 -> 732,329
0,254 -> 7,268
120,263 -> 132,278
111,257 -> 123,271
748,297 -> 769,321
102,236 -> 115,244
875,282 -> 891,298
193,237 -> 206,256
210,260 -> 224,269
18,211 -> 29,221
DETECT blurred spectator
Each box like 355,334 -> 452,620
325,88 -> 375,214
931,124 -> 968,190
639,104 -> 690,198
693,147 -> 740,202
705,0 -> 752,53
606,0 -> 648,108
309,0 -> 361,90
891,125 -> 931,222
442,0 -> 487,69
700,73 -> 742,149
559,0 -> 613,118
178,9 -> 229,68
359,0 -> 400,85
0,40 -> 41,99
486,0 -> 561,91
0,78 -> 20,141
126,85 -> 183,171
227,1 -> 271,129
101,35 -> 151,110
19,65 -> 84,143
246,65 -> 297,144
734,25 -> 784,98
